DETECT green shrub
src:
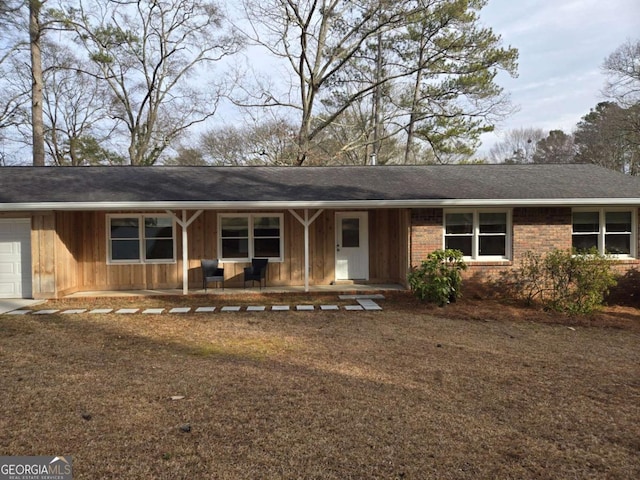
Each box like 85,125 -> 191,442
408,249 -> 467,306
505,248 -> 617,314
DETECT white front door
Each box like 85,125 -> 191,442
0,219 -> 32,298
335,212 -> 369,281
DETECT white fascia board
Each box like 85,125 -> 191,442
1,198 -> 639,211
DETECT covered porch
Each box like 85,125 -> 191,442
43,207 -> 410,299
64,283 -> 405,298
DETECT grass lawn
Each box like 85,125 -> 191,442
1,292 -> 639,479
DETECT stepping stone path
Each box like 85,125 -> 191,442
195,307 -> 216,313
220,306 -> 241,312
142,308 -> 164,314
169,307 -> 191,314
271,305 -> 290,311
320,305 -> 339,311
4,295 -> 384,316
356,299 -> 383,311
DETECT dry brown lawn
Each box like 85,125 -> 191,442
1,292 -> 639,479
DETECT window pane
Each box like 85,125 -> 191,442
112,239 -> 140,260
342,218 -> 360,248
445,236 -> 472,256
605,234 -> 631,255
145,239 -> 174,260
222,238 -> 249,258
573,212 -> 599,233
254,216 -> 280,237
111,218 -> 139,239
254,238 -> 280,257
221,217 -> 248,237
479,213 -> 506,234
445,213 -> 473,235
572,234 -> 598,252
479,235 -> 505,256
606,212 -> 632,233
145,217 -> 173,239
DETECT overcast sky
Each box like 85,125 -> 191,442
478,0 -> 640,152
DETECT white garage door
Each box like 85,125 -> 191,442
0,219 -> 32,298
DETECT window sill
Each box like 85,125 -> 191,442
465,260 -> 513,267
107,260 -> 177,265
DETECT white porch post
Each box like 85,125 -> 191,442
167,209 -> 203,295
181,211 -> 188,295
289,209 -> 324,293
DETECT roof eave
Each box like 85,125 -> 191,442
1,197 -> 640,211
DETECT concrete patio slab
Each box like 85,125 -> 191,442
344,305 -> 364,311
88,308 -> 113,314
247,306 -> 266,312
115,308 -> 139,314
61,309 -> 88,314
33,309 -> 60,315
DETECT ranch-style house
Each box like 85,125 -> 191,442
0,164 -> 639,299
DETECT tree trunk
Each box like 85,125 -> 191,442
404,35 -> 426,165
371,30 -> 383,165
29,0 -> 45,166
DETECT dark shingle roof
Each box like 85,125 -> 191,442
0,164 -> 638,209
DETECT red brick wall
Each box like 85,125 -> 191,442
512,207 -> 572,259
409,206 -> 640,286
410,209 -> 442,267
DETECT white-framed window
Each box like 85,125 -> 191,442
218,213 -> 283,262
444,209 -> 511,260
107,214 -> 176,264
572,208 -> 636,257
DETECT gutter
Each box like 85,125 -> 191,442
1,198 -> 640,211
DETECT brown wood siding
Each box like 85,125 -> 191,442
369,209 -> 408,283
54,211 -> 79,295
31,213 -> 56,298
56,209 -> 405,293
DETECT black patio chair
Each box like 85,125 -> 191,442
244,258 -> 268,289
201,259 -> 224,292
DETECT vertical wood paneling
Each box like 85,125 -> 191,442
54,211 -> 79,294
46,208 -> 405,294
31,213 -> 56,297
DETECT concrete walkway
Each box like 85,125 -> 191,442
0,298 -> 44,315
